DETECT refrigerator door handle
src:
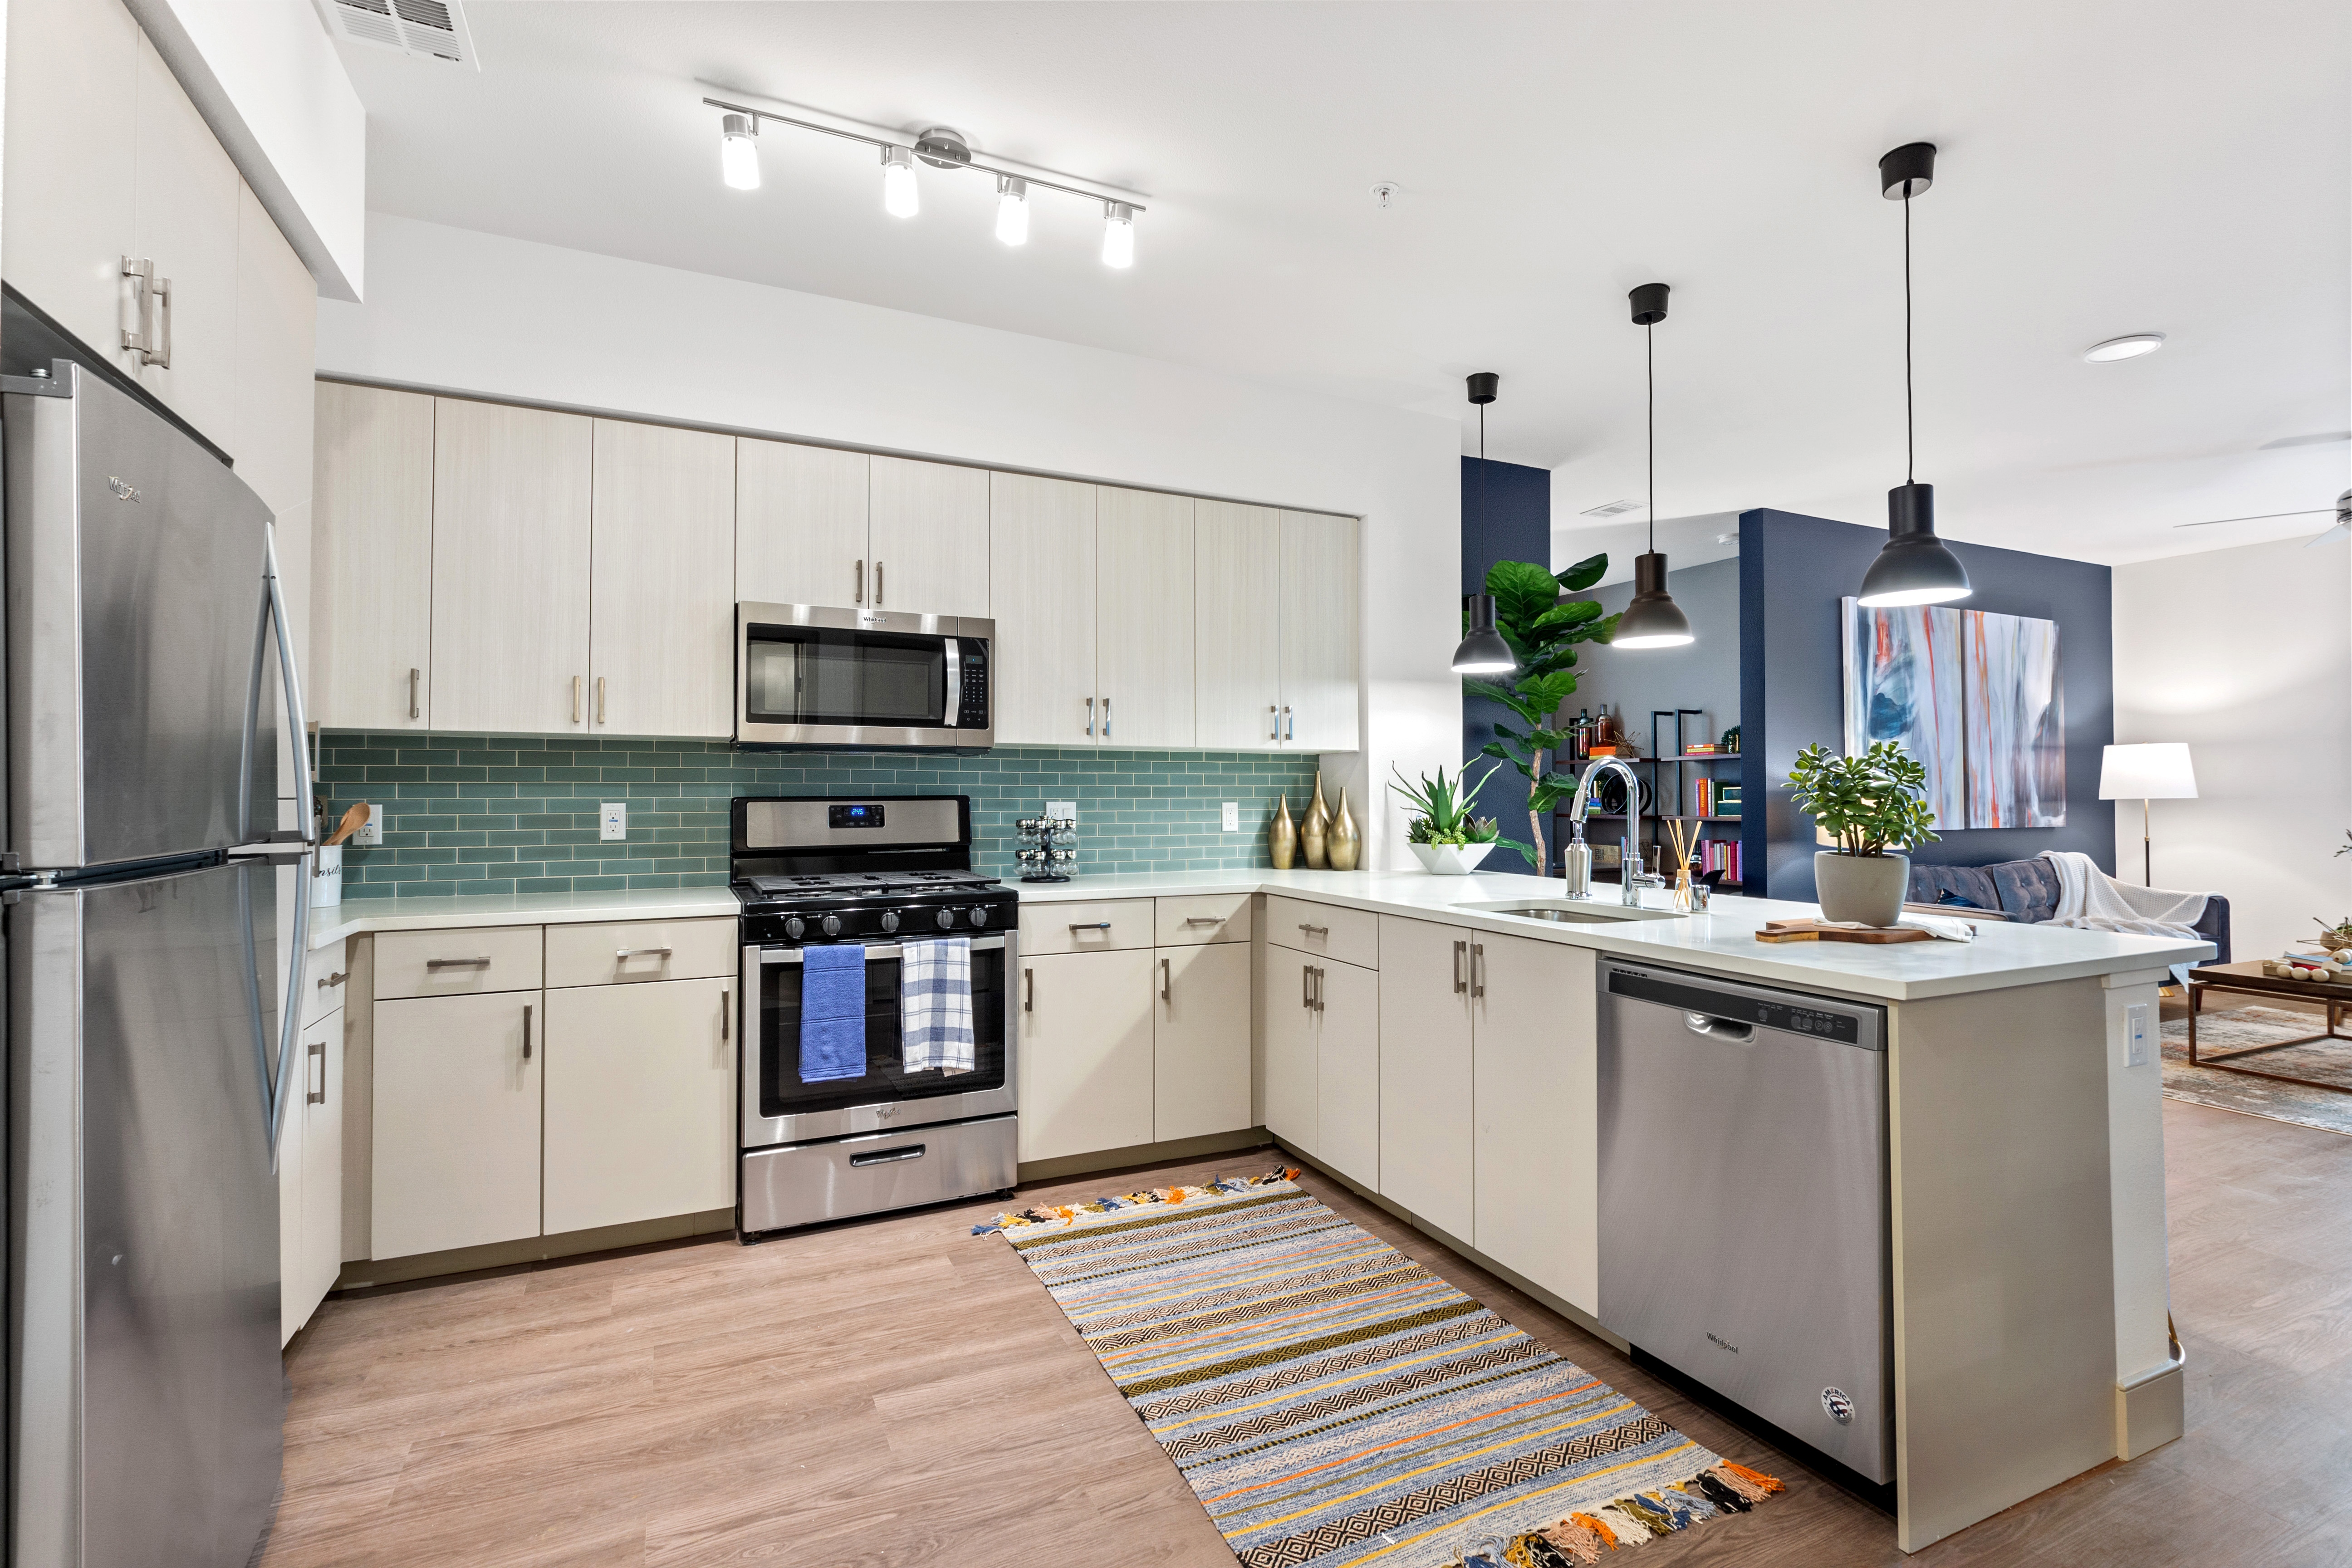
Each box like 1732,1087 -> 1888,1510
254,524 -> 316,1174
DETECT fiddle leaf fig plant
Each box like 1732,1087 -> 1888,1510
1464,553 -> 1620,872
1787,740 -> 1941,857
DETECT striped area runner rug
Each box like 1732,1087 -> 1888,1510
978,1168 -> 1781,1568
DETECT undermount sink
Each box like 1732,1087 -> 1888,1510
1460,898 -> 1684,925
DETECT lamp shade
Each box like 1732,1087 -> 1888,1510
2098,743 -> 2196,801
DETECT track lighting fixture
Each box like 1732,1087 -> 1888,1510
705,96 -> 1146,267
1612,282 -> 1695,650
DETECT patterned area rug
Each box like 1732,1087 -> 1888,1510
2163,1004 -> 2352,1137
978,1170 -> 1781,1568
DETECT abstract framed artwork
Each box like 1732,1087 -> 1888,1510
1840,599 -> 2065,833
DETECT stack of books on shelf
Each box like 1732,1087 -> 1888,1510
1699,838 -> 1743,883
1693,778 -> 1742,818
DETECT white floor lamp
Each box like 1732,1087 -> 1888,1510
2099,743 -> 2197,885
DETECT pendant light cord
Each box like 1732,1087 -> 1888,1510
1904,187 -> 1915,486
1646,322 -> 1656,552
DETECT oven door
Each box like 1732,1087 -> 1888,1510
741,933 -> 1017,1148
735,603 -> 993,748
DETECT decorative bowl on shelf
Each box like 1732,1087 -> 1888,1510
1409,842 -> 1495,876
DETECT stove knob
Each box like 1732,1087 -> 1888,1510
968,906 -> 991,928
936,908 -> 956,930
784,916 -> 806,939
821,914 -> 843,937
879,911 -> 900,933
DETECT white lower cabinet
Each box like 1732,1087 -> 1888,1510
1018,949 -> 1156,1162
542,978 -> 735,1234
1265,938 -> 1379,1190
372,990 -> 544,1259
1263,946 -> 1319,1155
1154,942 -> 1252,1142
279,1004 -> 344,1343
1473,936 -> 1600,1314
1377,918 -> 1475,1240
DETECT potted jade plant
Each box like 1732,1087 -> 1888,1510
1392,760 -> 1507,875
1787,740 -> 1940,926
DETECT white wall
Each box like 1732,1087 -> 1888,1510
2112,536 -> 2352,961
315,214 -> 1460,868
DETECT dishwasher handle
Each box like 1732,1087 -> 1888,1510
1684,1011 -> 1756,1043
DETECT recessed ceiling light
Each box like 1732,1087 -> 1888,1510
2084,333 -> 2165,363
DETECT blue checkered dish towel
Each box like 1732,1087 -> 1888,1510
900,936 -> 974,1074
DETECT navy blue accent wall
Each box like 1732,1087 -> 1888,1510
1739,507 -> 2116,901
1461,456 -> 1555,872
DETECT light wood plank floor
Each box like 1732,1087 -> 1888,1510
264,1099 -> 2352,1567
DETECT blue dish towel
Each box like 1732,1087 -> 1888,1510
900,937 -> 974,1074
799,944 -> 869,1083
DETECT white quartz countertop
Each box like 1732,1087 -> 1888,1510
311,869 -> 2209,1003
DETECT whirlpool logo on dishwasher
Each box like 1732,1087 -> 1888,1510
1706,1332 -> 1739,1354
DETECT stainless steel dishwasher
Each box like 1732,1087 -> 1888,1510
1597,960 -> 1893,1485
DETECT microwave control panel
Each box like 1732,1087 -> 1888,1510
956,643 -> 990,729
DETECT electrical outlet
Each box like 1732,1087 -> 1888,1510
2125,1003 -> 2150,1068
600,802 -> 627,842
1046,799 -> 1077,822
1221,802 -> 1240,832
353,804 -> 382,846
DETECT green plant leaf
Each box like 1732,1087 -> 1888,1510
1532,599 -> 1604,632
1556,553 -> 1609,592
1485,559 -> 1566,630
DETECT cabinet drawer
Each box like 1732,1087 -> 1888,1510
545,918 -> 737,989
374,925 -> 544,999
1156,893 -> 1252,946
302,938 -> 351,1029
1266,896 -> 1378,969
1018,899 -> 1154,955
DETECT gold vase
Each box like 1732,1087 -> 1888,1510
1327,788 -> 1360,871
1302,772 -> 1330,869
1268,796 -> 1297,869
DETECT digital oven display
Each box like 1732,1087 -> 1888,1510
828,804 -> 885,829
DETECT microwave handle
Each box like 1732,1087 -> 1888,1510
944,639 -> 962,728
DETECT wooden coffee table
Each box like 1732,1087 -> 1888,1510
2185,961 -> 2352,1092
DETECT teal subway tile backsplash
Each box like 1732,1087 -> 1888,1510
315,734 -> 1325,900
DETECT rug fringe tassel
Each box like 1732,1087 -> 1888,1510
1452,1462 -> 1785,1567
970,1166 -> 1298,1235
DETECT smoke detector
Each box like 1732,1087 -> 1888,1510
1580,499 -> 1646,519
317,0 -> 479,69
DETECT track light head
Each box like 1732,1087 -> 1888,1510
880,144 -> 919,218
719,113 -> 760,191
995,176 -> 1030,246
1101,201 -> 1136,269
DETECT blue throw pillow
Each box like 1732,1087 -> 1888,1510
1935,889 -> 1982,909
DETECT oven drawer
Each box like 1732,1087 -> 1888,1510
546,917 -> 736,988
740,1114 -> 1018,1235
1156,893 -> 1251,946
1019,899 -> 1154,955
375,925 -> 544,999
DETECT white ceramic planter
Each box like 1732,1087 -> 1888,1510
1409,842 -> 1496,876
1814,849 -> 1907,926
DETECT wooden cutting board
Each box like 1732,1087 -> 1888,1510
1756,919 -> 1937,945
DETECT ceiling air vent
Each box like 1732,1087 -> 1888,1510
317,0 -> 480,69
1579,499 -> 1646,519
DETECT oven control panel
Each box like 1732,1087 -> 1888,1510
743,897 -> 1013,946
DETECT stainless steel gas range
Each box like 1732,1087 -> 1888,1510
733,795 -> 1019,1236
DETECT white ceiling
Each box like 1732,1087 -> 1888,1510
334,0 -> 2350,564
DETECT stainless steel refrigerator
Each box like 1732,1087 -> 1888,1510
5,360 -> 314,1567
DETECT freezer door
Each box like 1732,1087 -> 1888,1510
5,364 -> 274,870
10,861 -> 284,1568
1596,963 -> 1893,1484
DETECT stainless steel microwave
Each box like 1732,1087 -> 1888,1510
734,603 -> 993,750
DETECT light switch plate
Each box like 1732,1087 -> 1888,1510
353,804 -> 382,846
1221,802 -> 1240,832
2125,1002 -> 2150,1068
1046,799 -> 1077,822
600,802 -> 627,841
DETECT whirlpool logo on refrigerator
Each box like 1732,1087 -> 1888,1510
1705,1332 -> 1739,1353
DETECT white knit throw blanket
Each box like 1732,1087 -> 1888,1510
2040,850 -> 2207,940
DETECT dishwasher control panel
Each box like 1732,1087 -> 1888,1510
1606,967 -> 1868,1047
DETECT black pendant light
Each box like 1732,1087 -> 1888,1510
1453,371 -> 1517,674
1612,282 -> 1695,649
1858,142 -> 1972,608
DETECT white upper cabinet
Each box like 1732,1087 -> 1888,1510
430,398 -> 594,735
1279,510 -> 1362,751
127,31 -> 240,442
736,439 -> 869,609
990,473 -> 1098,745
1196,501 -> 1284,749
313,383 -> 436,730
1096,487 -> 1196,748
589,421 -> 736,737
869,456 -> 990,617
2,0 -> 138,360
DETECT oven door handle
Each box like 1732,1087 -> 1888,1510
758,934 -> 1009,965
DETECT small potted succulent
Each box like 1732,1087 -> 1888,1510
1392,760 -> 1507,876
1788,740 -> 1940,926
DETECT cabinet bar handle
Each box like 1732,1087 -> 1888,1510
1068,921 -> 1112,932
152,276 -> 173,368
1103,696 -> 1112,739
615,946 -> 673,960
1283,705 -> 1294,740
855,559 -> 864,603
1453,940 -> 1467,995
1313,965 -> 1325,1012
120,257 -> 155,359
1023,966 -> 1034,1013
1471,943 -> 1486,1000
409,667 -> 421,720
306,1039 -> 325,1106
721,989 -> 730,1041
1183,916 -> 1222,926
1085,695 -> 1095,738
1303,964 -> 1314,1009
523,1002 -> 533,1060
1161,956 -> 1171,1004
573,676 -> 583,724
874,560 -> 883,605
317,970 -> 348,990
426,956 -> 492,969
1270,704 -> 1280,740
596,676 -> 607,725
1298,922 -> 1328,938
